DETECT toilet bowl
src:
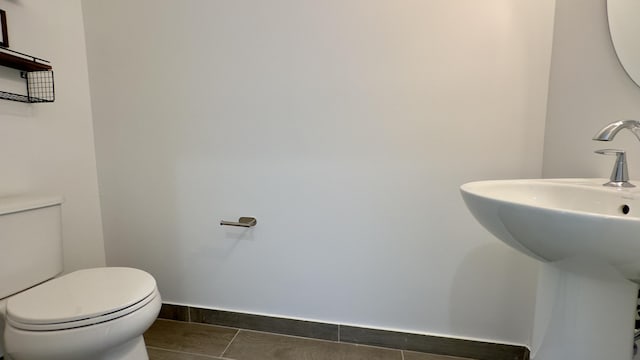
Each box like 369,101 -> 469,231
2,267 -> 161,360
0,195 -> 161,360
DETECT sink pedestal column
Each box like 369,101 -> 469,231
531,257 -> 638,360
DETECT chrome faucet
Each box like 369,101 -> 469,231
593,120 -> 640,142
593,120 -> 640,188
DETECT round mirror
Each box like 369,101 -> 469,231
608,0 -> 640,87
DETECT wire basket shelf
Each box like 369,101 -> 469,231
24,70 -> 55,103
0,48 -> 54,103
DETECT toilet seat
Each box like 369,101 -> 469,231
6,267 -> 157,331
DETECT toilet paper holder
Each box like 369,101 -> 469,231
220,217 -> 257,227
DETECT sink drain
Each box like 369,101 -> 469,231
621,204 -> 631,215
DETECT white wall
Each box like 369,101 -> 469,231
0,0 -> 104,272
83,0 -> 555,345
543,0 -> 640,178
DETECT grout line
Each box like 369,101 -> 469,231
220,328 -> 241,357
188,305 -> 192,322
338,324 -> 341,342
156,318 -> 241,333
146,346 -> 222,359
401,350 -> 405,360
242,328 -> 343,345
238,327 -> 401,353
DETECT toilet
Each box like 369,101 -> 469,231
0,195 -> 161,360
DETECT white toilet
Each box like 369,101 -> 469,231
0,195 -> 162,360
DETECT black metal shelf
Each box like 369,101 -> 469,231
0,48 -> 54,103
0,90 -> 51,103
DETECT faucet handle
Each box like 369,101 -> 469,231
595,149 -> 626,156
594,149 -> 635,187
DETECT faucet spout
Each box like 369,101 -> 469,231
593,120 -> 640,141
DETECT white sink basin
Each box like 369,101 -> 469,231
460,178 -> 640,280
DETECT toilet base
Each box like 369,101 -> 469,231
2,336 -> 147,360
101,336 -> 147,360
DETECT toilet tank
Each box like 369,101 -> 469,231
0,195 -> 63,300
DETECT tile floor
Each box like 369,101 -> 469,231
144,319 -> 477,360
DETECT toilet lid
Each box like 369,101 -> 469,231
7,267 -> 156,327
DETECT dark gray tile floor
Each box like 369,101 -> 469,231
144,319 -> 477,360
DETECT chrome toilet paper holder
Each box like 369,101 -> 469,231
220,217 -> 257,227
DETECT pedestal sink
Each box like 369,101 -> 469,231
461,178 -> 639,360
